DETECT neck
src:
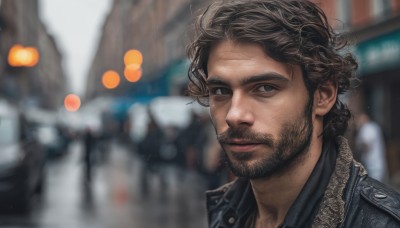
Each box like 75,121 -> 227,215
251,135 -> 323,228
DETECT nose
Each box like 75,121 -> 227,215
225,94 -> 254,128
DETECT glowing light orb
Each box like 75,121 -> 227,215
102,70 -> 120,89
124,65 -> 142,82
124,49 -> 143,66
64,94 -> 81,112
8,44 -> 40,67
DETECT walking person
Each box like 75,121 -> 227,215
187,1 -> 400,227
83,127 -> 96,183
355,112 -> 389,183
137,109 -> 165,195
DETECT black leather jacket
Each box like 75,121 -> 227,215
342,166 -> 400,227
206,138 -> 400,228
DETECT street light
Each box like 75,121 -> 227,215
124,49 -> 143,66
8,44 -> 40,67
123,49 -> 143,83
102,70 -> 120,89
124,64 -> 142,82
64,94 -> 81,112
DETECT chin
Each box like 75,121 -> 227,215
229,150 -> 255,161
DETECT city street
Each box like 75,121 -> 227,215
0,141 -> 208,228
2,0 -> 400,227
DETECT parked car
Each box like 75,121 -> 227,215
25,108 -> 72,159
36,124 -> 63,158
0,100 -> 46,213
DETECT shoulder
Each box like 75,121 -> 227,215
205,180 -> 235,208
206,180 -> 235,196
358,177 -> 400,223
205,178 -> 253,227
205,180 -> 236,227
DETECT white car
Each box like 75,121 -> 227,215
128,96 -> 207,143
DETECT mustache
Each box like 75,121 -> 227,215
217,127 -> 274,147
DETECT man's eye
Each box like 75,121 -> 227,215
256,85 -> 276,93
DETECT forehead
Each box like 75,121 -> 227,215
207,40 -> 295,81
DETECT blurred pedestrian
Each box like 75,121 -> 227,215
83,127 -> 95,182
137,108 -> 165,194
187,0 -> 400,227
355,112 -> 389,183
175,109 -> 209,172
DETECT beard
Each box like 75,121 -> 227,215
217,99 -> 313,179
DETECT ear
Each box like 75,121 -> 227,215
313,81 -> 337,117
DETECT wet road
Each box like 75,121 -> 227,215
0,140 -> 208,228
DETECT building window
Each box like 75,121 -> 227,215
337,0 -> 351,30
371,0 -> 391,19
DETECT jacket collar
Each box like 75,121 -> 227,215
311,136 -> 366,227
282,139 -> 337,227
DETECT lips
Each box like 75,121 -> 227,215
223,139 -> 261,152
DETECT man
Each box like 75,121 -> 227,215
355,112 -> 388,183
186,0 -> 400,227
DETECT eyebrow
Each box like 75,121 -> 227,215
206,72 -> 290,86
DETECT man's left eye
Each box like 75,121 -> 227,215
256,85 -> 276,92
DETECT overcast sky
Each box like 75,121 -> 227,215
39,0 -> 113,96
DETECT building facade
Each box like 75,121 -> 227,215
313,0 -> 400,182
85,0 -> 211,101
0,0 -> 67,110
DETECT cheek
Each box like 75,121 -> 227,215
210,104 -> 227,132
254,105 -> 294,136
255,114 -> 279,138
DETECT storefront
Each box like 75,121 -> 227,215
350,23 -> 400,178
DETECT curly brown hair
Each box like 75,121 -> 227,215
187,0 -> 358,139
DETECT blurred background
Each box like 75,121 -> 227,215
0,0 -> 400,227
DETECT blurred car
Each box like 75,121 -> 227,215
25,108 -> 71,159
0,100 -> 46,213
128,96 -> 197,143
37,124 -> 68,158
128,96 -> 208,165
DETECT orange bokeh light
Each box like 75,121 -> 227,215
8,44 -> 40,67
25,47 -> 40,67
102,70 -> 120,89
124,49 -> 143,66
64,94 -> 81,112
124,65 -> 142,82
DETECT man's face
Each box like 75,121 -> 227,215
206,40 -> 314,179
